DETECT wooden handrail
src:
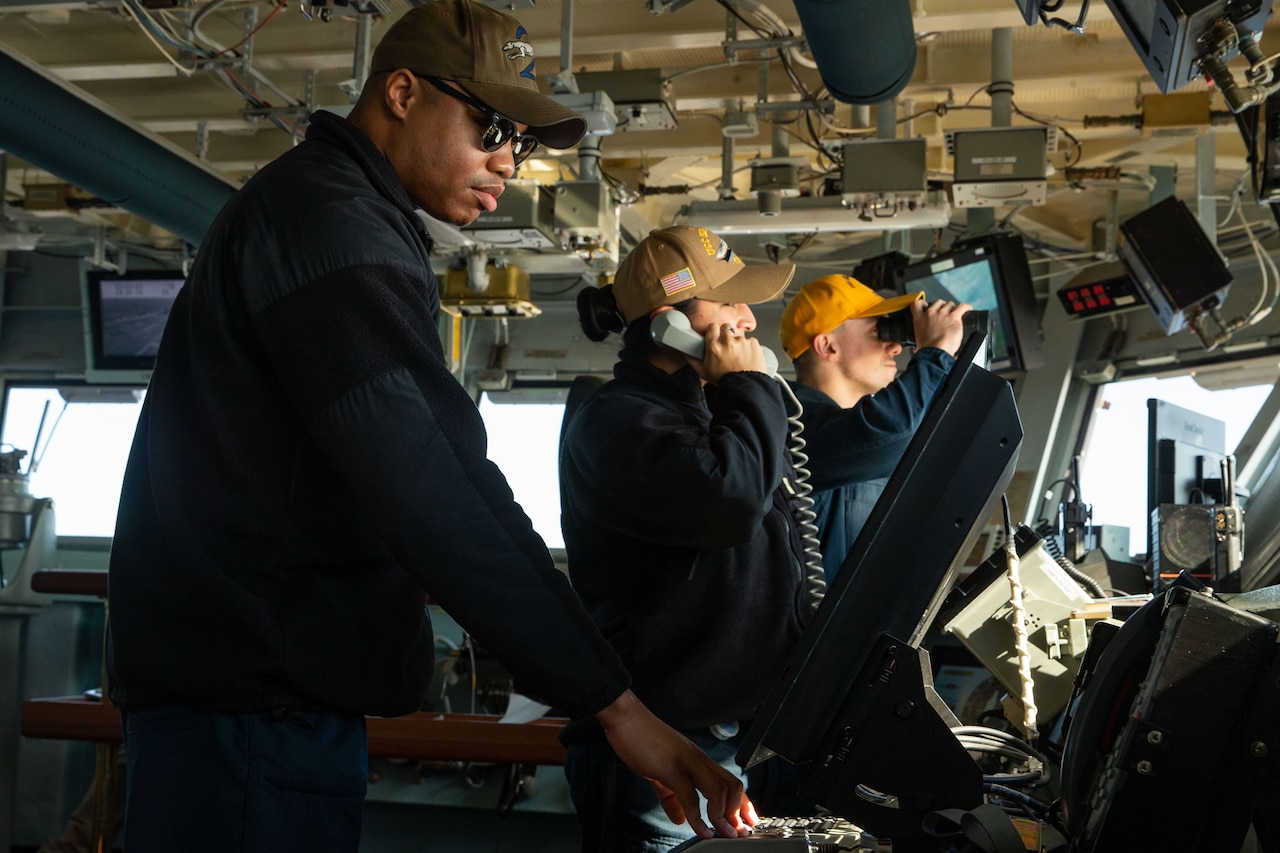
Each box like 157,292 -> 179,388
29,570 -> 109,598
21,696 -> 569,765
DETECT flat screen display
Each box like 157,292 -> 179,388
894,233 -> 1044,373
84,269 -> 184,380
906,253 -> 1008,362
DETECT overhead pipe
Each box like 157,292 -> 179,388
990,27 -> 1014,128
0,44 -> 238,247
792,0 -> 916,105
876,99 -> 896,139
718,135 -> 735,200
966,28 -> 1014,234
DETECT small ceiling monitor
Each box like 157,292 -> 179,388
893,232 -> 1045,373
82,267 -> 185,385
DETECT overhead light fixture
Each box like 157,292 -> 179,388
440,263 -> 541,319
681,194 -> 951,235
748,156 -> 806,218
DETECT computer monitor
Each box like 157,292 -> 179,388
82,268 -> 185,385
737,333 -> 1024,847
893,232 -> 1045,373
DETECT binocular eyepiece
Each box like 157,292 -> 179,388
876,309 -> 990,346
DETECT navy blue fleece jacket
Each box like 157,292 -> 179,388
106,110 -> 628,719
559,350 -> 813,735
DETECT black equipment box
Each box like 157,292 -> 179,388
1118,196 -> 1232,335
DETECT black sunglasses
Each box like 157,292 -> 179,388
420,77 -> 539,166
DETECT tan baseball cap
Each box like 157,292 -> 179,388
779,274 -> 924,360
613,226 -> 796,323
370,0 -> 586,149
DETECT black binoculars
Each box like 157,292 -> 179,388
876,309 -> 990,346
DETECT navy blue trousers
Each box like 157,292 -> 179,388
120,706 -> 367,853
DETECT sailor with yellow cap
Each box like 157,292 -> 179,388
778,275 -> 972,580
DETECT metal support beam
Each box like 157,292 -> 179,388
718,136 -> 735,200
967,27 -> 1013,234
990,27 -> 1013,128
876,100 -> 896,139
1015,294 -> 1087,527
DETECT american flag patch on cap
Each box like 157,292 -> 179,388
661,267 -> 696,295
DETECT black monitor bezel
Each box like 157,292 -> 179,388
84,268 -> 184,375
892,233 -> 1044,373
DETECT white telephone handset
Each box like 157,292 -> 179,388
650,310 -> 779,378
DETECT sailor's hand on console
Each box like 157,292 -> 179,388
596,689 -> 756,839
911,298 -> 972,356
698,323 -> 768,382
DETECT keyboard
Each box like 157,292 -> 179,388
669,814 -> 874,851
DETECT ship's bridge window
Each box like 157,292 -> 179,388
0,385 -> 145,538
477,390 -> 566,550
0,384 -> 572,548
1077,374 -> 1272,560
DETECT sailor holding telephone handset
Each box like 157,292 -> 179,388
563,226 -> 819,852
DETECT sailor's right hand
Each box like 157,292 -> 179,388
698,323 -> 768,381
596,690 -> 757,839
911,298 -> 971,356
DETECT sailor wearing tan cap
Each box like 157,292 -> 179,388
778,275 -> 971,582
105,3 -> 751,850
562,226 -> 820,852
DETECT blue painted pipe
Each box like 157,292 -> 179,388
0,45 -> 238,246
793,0 -> 916,105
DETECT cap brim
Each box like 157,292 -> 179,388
848,290 -> 924,319
462,81 -> 587,149
707,262 -> 796,306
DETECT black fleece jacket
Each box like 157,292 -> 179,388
106,110 -> 629,719
559,350 -> 813,736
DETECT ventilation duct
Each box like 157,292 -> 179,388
0,44 -> 238,246
793,0 -> 916,105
